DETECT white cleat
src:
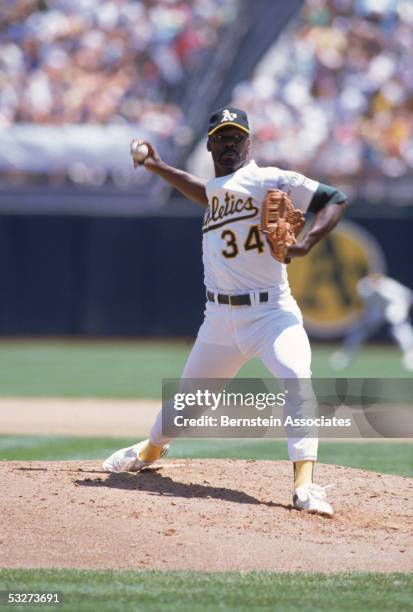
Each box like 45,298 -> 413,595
293,483 -> 334,517
102,439 -> 169,473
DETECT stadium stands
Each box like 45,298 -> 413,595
0,0 -> 412,197
231,0 -> 413,185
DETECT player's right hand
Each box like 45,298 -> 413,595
130,140 -> 161,171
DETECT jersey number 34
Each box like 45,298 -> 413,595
221,225 -> 265,258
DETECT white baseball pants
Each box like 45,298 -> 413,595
150,293 -> 318,462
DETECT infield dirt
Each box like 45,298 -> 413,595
1,459 -> 412,572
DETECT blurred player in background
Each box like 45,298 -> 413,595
330,273 -> 413,371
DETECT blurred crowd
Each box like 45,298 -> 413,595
233,0 -> 413,183
1,0 -> 413,189
0,0 -> 237,135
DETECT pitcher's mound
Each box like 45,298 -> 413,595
1,459 -> 412,572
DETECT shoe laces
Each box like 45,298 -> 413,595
118,447 -> 139,468
307,483 -> 334,500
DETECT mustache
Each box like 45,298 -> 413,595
220,148 -> 238,156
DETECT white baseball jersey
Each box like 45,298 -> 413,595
202,160 -> 319,293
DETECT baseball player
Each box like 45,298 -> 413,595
330,273 -> 413,371
103,107 -> 348,517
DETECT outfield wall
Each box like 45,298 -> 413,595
0,211 -> 412,338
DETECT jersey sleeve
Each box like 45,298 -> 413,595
277,171 -> 319,212
308,183 -> 348,213
205,176 -> 216,201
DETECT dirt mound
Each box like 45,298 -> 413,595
1,459 -> 412,572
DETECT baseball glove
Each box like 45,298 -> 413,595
260,189 -> 305,263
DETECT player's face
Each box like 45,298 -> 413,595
207,126 -> 250,176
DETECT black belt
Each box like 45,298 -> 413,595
207,290 -> 268,306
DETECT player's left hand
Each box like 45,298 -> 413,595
284,242 -> 310,264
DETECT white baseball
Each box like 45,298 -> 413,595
131,141 -> 149,163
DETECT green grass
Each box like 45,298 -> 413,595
0,570 -> 412,611
0,340 -> 409,398
1,437 -> 411,477
0,341 -> 191,398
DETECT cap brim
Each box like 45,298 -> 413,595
208,122 -> 250,136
